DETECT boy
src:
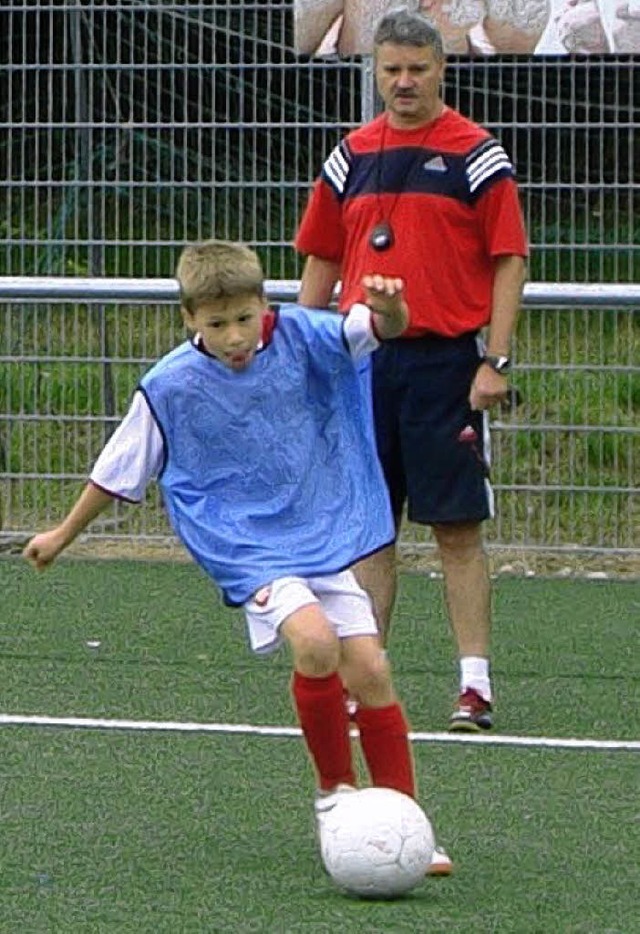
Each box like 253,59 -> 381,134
23,239 -> 451,875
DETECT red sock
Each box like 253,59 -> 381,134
355,702 -> 415,798
291,671 -> 355,791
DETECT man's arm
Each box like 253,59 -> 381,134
485,254 -> 527,356
482,0 -> 551,53
294,0 -> 343,55
470,254 -> 526,411
610,0 -> 640,51
298,255 -> 341,308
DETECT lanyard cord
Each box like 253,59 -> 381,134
374,114 -> 438,229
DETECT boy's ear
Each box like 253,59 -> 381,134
181,305 -> 195,330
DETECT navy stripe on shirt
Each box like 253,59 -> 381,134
321,138 -> 515,206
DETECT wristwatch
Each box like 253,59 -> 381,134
483,354 -> 511,374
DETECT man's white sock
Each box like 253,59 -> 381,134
460,655 -> 492,702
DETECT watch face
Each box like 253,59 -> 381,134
486,355 -> 510,373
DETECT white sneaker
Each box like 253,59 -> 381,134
314,783 -> 356,819
427,845 -> 454,877
314,783 -> 356,858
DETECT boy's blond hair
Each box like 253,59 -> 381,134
176,239 -> 265,313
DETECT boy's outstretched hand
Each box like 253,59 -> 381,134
23,483 -> 113,570
23,528 -> 67,570
362,274 -> 404,313
362,274 -> 408,339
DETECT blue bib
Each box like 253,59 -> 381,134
140,305 -> 394,605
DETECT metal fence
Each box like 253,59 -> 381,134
0,2 -> 638,565
1,278 -> 638,566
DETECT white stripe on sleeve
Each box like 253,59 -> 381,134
466,140 -> 514,193
321,143 -> 350,195
90,390 -> 164,502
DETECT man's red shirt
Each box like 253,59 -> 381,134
295,107 -> 528,338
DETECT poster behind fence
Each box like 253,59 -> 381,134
294,1 -> 640,56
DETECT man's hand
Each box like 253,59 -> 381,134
23,528 -> 68,570
555,0 -> 609,52
612,1 -> 640,51
470,362 -> 509,411
420,0 -> 484,52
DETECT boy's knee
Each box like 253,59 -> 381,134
292,631 -> 341,677
349,651 -> 394,704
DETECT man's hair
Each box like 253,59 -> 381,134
176,239 -> 264,313
373,6 -> 445,59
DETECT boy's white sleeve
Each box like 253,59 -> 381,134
90,390 -> 164,502
343,302 -> 380,360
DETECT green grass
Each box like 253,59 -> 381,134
1,558 -> 639,931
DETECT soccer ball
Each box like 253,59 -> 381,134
319,787 -> 435,898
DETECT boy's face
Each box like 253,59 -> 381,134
184,294 -> 265,371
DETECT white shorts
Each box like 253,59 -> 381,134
243,570 -> 378,656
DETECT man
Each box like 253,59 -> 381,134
295,7 -> 528,732
421,0 -> 550,54
553,0 -> 640,53
294,0 -> 550,56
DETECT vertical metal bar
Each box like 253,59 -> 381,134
360,54 -> 378,123
69,1 -> 114,434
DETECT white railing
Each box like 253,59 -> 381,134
1,278 -> 640,306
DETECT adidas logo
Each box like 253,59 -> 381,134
458,425 -> 478,443
423,155 -> 447,172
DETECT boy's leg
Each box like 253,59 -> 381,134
281,603 -> 356,791
340,634 -> 415,798
341,634 -> 453,877
354,702 -> 415,799
304,572 -> 454,878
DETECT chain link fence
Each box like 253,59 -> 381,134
0,2 -> 638,570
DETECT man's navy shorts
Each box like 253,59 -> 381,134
371,332 -> 493,527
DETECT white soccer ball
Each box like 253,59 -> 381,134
319,787 -> 435,898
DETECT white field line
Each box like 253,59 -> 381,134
0,712 -> 639,751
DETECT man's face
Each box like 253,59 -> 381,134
375,42 -> 445,127
184,294 -> 265,370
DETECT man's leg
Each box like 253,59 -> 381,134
433,520 -> 491,658
432,520 -> 494,731
352,542 -> 398,643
